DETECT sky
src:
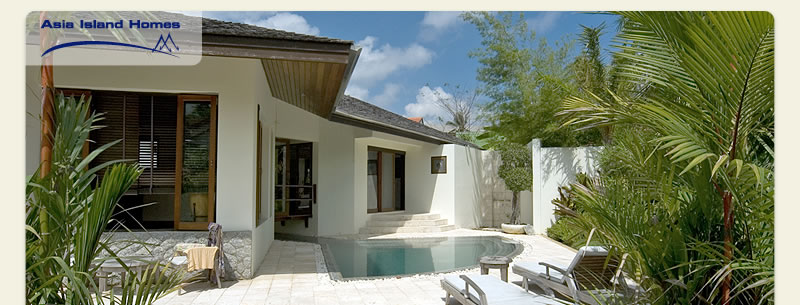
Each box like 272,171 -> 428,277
198,11 -> 619,126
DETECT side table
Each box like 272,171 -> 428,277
479,256 -> 512,282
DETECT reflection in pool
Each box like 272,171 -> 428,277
318,236 -> 521,280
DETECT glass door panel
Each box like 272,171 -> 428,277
381,152 -> 395,212
367,151 -> 378,212
174,95 -> 216,230
275,141 -> 288,217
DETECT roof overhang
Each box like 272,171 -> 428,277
330,112 -> 451,145
202,33 -> 358,118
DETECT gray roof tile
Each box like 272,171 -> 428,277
335,96 -> 480,148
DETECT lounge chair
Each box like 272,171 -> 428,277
441,274 -> 567,305
512,246 -> 631,305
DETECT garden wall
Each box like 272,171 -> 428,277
478,140 -> 601,234
530,139 -> 602,234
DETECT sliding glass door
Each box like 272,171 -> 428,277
367,147 -> 405,213
174,95 -> 217,230
274,139 -> 314,224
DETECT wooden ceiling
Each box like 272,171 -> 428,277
261,59 -> 347,118
202,34 -> 359,119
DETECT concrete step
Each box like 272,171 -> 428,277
366,219 -> 449,227
358,224 -> 456,234
370,213 -> 441,221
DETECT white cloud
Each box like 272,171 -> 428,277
346,37 -> 433,106
372,83 -> 403,107
419,11 -> 463,41
345,83 -> 403,107
344,85 -> 369,101
528,12 -> 562,34
351,36 -> 434,87
199,12 -> 320,36
422,11 -> 462,30
250,12 -> 320,35
405,86 -> 451,120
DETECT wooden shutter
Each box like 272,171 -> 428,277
136,95 -> 178,193
88,91 -> 178,193
89,92 -> 140,184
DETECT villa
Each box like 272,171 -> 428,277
24,13 -> 525,280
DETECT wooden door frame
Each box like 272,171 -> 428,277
174,95 -> 218,231
367,147 -> 405,213
274,138 -> 290,218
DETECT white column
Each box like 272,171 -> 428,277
529,139 -> 545,234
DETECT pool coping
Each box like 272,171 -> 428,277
316,235 -> 525,282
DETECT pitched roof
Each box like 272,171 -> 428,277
201,17 -> 352,45
332,96 -> 480,149
58,11 -> 353,46
407,117 -> 424,124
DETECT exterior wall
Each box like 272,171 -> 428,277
26,56 -> 278,277
478,150 -> 534,227
252,65 -> 278,276
453,145 -> 483,229
530,139 -> 602,234
103,231 -> 253,279
353,133 -> 433,233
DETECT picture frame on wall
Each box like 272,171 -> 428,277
431,156 -> 447,174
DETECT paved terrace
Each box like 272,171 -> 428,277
153,229 -> 577,305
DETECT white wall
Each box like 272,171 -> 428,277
530,139 -> 602,234
27,56 -> 278,275
479,150 -> 533,227
453,145 -> 483,229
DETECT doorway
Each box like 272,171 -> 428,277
367,146 -> 405,213
275,139 -> 314,227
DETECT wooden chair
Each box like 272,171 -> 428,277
441,274 -> 566,305
170,243 -> 221,294
512,246 -> 632,305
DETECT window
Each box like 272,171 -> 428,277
78,90 -> 217,231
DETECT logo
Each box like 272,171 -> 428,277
28,12 -> 202,66
153,33 -> 179,53
42,32 -> 180,58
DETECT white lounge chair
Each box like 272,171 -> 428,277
441,274 -> 568,305
512,246 -> 631,305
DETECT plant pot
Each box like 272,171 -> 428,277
501,223 -> 527,234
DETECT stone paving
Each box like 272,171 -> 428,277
152,229 -> 577,305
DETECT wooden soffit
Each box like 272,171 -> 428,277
202,34 -> 360,118
261,58 -> 346,118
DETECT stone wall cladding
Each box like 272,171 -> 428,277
102,230 -> 253,279
481,191 -> 514,227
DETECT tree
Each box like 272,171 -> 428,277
423,84 -> 481,134
462,11 -> 603,148
496,143 -> 532,225
561,11 -> 774,304
26,94 -> 185,304
572,22 -> 613,143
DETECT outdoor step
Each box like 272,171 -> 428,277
358,224 -> 456,234
370,213 -> 441,221
366,219 -> 449,227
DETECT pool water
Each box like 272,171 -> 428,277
318,236 -> 521,280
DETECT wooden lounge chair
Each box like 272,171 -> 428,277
512,246 -> 631,305
441,274 -> 567,305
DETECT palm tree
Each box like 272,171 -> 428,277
26,94 -> 185,304
560,11 -> 773,304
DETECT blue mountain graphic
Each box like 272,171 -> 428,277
153,33 -> 179,53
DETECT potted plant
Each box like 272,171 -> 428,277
496,142 -> 533,234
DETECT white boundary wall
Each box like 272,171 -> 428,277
530,139 -> 602,234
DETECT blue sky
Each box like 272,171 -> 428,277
200,11 -> 619,125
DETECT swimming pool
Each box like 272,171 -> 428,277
318,236 -> 522,280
